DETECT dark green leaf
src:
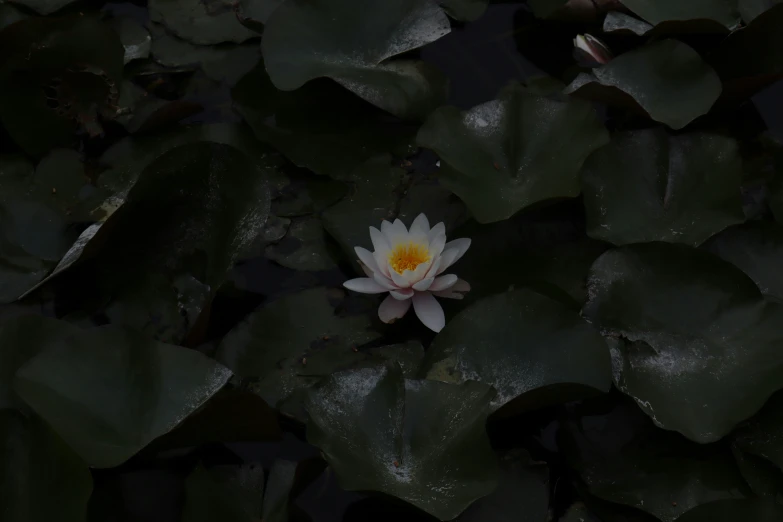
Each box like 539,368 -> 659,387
305,363 -> 499,520
731,448 -> 783,500
560,503 -> 602,522
183,464 -> 265,522
0,3 -> 28,31
560,396 -> 750,521
4,0 -> 77,15
149,23 -> 260,85
261,0 -> 450,119
733,390 -> 783,472
262,460 -> 298,522
0,16 -> 124,155
439,0 -> 488,21
0,152 -> 101,302
675,499 -> 783,522
238,0 -> 286,25
422,288 -> 611,414
265,216 -> 340,271
417,81 -> 608,223
115,80 -> 202,134
321,155 -> 403,263
232,63 -> 415,177
527,0 -> 568,18
603,11 -> 654,35
565,40 -> 721,130
0,409 -> 92,522
57,142 -> 272,343
109,16 -> 151,64
737,0 -> 783,22
704,221 -> 783,302
216,287 -> 382,407
709,4 -> 783,98
0,314 -> 78,410
13,324 -> 232,468
271,171 -> 348,217
149,0 -> 258,45
619,0 -> 740,28
581,128 -> 744,246
583,242 -> 783,443
457,450 -> 549,522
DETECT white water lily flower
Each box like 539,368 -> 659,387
343,213 -> 471,333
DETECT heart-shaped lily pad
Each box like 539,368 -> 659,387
417,81 -> 609,223
216,287 -> 382,409
675,499 -> 783,522
559,395 -> 750,521
703,221 -> 783,302
565,40 -> 722,130
581,128 -> 744,246
439,0 -> 488,21
232,64 -> 415,178
619,0 -> 740,28
261,0 -> 450,119
0,409 -> 92,522
305,363 -> 499,520
421,288 -> 611,414
583,242 -> 783,443
13,324 -> 232,468
732,390 -> 783,473
149,0 -> 258,45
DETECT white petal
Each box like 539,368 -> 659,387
390,268 -> 411,288
370,227 -> 390,255
378,295 -> 411,324
374,251 -> 391,278
358,261 -> 374,277
386,218 -> 409,245
425,256 -> 441,278
428,233 -> 447,259
433,278 -> 470,299
373,273 -> 397,290
408,214 -> 430,243
355,247 -> 379,274
402,260 -> 432,285
343,278 -> 388,294
381,220 -> 393,237
390,288 -> 414,300
437,238 -> 471,274
412,277 -> 434,291
412,292 -> 445,332
428,222 -> 445,243
429,274 -> 458,291
436,248 -> 459,274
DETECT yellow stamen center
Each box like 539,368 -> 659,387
388,242 -> 430,274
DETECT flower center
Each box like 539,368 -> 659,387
388,242 -> 430,274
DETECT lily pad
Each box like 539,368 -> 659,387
581,128 -> 745,246
149,0 -> 258,45
602,11 -> 654,35
49,142 -> 272,344
264,216 -> 339,271
559,395 -> 750,522
261,0 -> 450,119
421,288 -> 611,414
416,81 -> 608,223
321,155 -> 404,263
0,15 -> 125,155
619,0 -> 740,27
109,17 -> 151,64
182,464 -> 265,522
738,0 -> 783,22
238,0 -> 286,25
232,63 -> 416,178
439,0 -> 489,21
215,287 -> 382,406
709,4 -> 783,98
565,39 -> 722,130
732,390 -> 783,472
0,152 -> 100,303
305,363 -> 499,521
115,81 -> 203,135
0,3 -> 28,30
456,450 -> 549,522
527,0 -> 569,18
271,171 -> 348,217
149,23 -> 260,85
560,503 -> 602,522
5,0 -> 78,15
0,409 -> 92,522
675,499 -> 783,522
703,221 -> 783,302
0,314 -> 78,410
583,242 -> 783,443
13,324 -> 232,468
